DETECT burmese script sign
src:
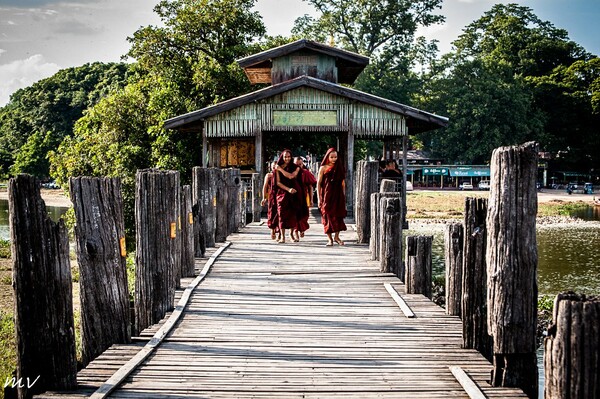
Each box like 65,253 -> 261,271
272,110 -> 337,126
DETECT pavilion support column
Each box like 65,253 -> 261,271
255,130 -> 263,176
202,127 -> 208,168
402,133 -> 408,229
346,130 -> 354,219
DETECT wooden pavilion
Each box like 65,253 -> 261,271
164,39 -> 448,215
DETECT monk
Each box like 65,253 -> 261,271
261,161 -> 280,240
274,149 -> 302,243
317,148 -> 347,246
294,156 -> 317,237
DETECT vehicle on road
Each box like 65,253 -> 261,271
478,181 -> 490,190
459,182 -> 473,190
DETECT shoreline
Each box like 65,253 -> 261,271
0,188 -> 72,208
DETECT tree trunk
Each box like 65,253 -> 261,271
135,169 -> 180,335
486,142 -> 538,398
70,177 -> 131,368
463,197 -> 492,361
9,174 -> 77,398
181,185 -> 195,277
444,222 -> 463,317
405,235 -> 433,298
354,161 -> 379,244
379,196 -> 402,279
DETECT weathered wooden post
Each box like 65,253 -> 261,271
463,197 -> 492,361
444,222 -> 463,317
380,178 -> 396,193
486,142 -> 538,398
252,173 -> 261,222
544,292 -> 600,399
354,160 -> 379,244
229,168 -> 242,233
379,196 -> 402,278
70,177 -> 131,367
215,169 -> 229,242
135,169 -> 180,335
369,192 -> 401,262
192,166 -> 217,251
9,174 -> 77,398
239,174 -> 247,229
405,235 -> 433,298
181,185 -> 195,277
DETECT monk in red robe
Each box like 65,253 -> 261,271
261,161 -> 280,240
294,156 -> 317,237
317,148 -> 347,246
274,149 -> 302,243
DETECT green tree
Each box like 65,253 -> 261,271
0,62 -> 129,178
292,0 -> 444,57
51,0 -> 269,235
419,4 -> 597,168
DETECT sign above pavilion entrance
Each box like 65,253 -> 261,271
272,110 -> 338,126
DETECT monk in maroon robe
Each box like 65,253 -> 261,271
295,157 -> 317,236
261,161 -> 280,240
274,149 -> 302,243
317,148 -> 347,246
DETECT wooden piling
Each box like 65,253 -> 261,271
405,235 -> 433,298
444,222 -> 463,317
544,292 -> 600,399
354,160 -> 379,244
70,177 -> 131,368
486,142 -> 538,398
380,178 -> 396,193
134,169 -> 180,335
369,192 -> 401,261
463,197 -> 492,361
9,174 -> 77,397
252,173 -> 261,222
181,185 -> 195,277
192,167 -> 217,251
215,169 -> 229,242
379,196 -> 402,278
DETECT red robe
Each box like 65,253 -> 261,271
275,163 -> 302,230
297,167 -> 317,232
319,160 -> 347,234
266,173 -> 279,231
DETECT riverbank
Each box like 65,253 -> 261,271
0,187 -> 71,208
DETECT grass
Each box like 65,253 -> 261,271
0,311 -> 16,399
406,191 -> 487,219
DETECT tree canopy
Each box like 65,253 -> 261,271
0,62 -> 129,179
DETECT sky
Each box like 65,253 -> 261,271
0,0 -> 599,106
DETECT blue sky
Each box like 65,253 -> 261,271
0,0 -> 598,106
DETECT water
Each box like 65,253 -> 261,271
407,206 -> 600,399
0,199 -> 69,240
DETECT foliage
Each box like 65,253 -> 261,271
0,63 -> 130,178
126,253 -> 136,303
0,240 -> 10,259
292,0 -> 444,57
538,294 -> 555,313
418,4 -> 598,169
51,0 -> 268,236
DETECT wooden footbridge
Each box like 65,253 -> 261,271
38,221 -> 526,399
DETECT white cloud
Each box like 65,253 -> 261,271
0,54 -> 59,106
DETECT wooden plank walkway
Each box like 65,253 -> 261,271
39,221 -> 528,398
